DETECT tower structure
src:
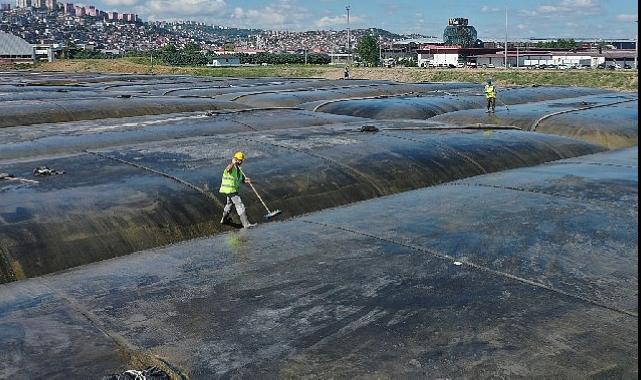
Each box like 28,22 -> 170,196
443,18 -> 478,48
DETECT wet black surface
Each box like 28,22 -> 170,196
102,78 -> 328,96
0,148 -> 636,379
0,97 -> 248,128
223,82 -> 479,108
309,153 -> 638,314
536,101 -> 638,148
301,86 -> 610,119
0,73 -> 636,291
0,73 -> 636,378
429,94 -> 638,149
0,90 -> 150,101
0,120 -> 602,281
167,79 -> 393,98
0,85 -> 93,92
2,72 -> 637,285
0,72 -> 205,86
0,153 -> 222,282
0,109 -> 365,160
0,124 -> 604,282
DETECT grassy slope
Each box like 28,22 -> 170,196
39,58 -> 638,90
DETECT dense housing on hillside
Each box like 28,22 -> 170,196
0,4 -> 636,69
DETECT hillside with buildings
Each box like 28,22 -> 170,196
0,2 -> 636,72
0,1 -> 425,54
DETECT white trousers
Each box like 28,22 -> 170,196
223,194 -> 246,216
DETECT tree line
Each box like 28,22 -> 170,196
66,36 -> 392,66
117,45 -> 332,65
535,39 -> 579,49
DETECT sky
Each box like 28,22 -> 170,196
88,0 -> 638,39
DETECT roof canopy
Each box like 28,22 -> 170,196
0,32 -> 33,56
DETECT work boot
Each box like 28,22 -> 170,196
220,212 -> 231,224
239,213 -> 257,229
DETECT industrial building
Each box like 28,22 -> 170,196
528,37 -> 637,50
328,52 -> 352,65
417,45 -> 501,67
207,56 -> 240,67
404,18 -> 638,69
416,42 -> 636,69
382,19 -> 483,63
32,43 -> 62,62
473,49 -> 636,68
0,31 -> 34,64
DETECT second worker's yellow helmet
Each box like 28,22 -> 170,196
233,151 -> 245,161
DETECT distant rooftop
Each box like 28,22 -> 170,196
479,37 -> 637,43
0,32 -> 33,56
527,37 -> 637,42
394,37 -> 443,44
470,49 -> 637,58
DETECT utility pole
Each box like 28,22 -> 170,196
379,36 -> 382,66
504,7 -> 508,69
635,20 -> 638,70
346,5 -> 351,65
149,36 -> 154,74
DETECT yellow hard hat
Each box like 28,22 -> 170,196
233,151 -> 245,161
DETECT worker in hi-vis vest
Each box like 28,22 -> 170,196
219,151 -> 257,228
484,79 -> 497,113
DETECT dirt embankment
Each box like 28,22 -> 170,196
37,59 -> 640,90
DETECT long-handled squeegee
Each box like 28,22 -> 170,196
239,168 -> 282,219
497,98 -> 510,112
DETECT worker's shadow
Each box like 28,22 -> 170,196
222,219 -> 244,229
219,203 -> 245,229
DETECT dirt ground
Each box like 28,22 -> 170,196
36,59 -> 639,90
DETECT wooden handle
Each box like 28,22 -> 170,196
239,168 -> 272,213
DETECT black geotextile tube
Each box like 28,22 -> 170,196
429,94 -> 638,149
0,97 -> 248,128
0,125 -> 605,283
165,79 -> 374,97
302,86 -> 610,119
0,109 -> 365,160
222,82 -> 480,107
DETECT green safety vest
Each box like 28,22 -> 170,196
484,84 -> 496,98
219,166 -> 244,194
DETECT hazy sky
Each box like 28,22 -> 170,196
88,0 -> 638,39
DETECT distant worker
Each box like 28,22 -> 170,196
219,151 -> 257,228
484,79 -> 497,113
344,65 -> 350,79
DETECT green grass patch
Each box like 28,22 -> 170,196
123,57 -> 329,78
43,59 -> 638,91
380,68 -> 638,91
193,66 -> 328,78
